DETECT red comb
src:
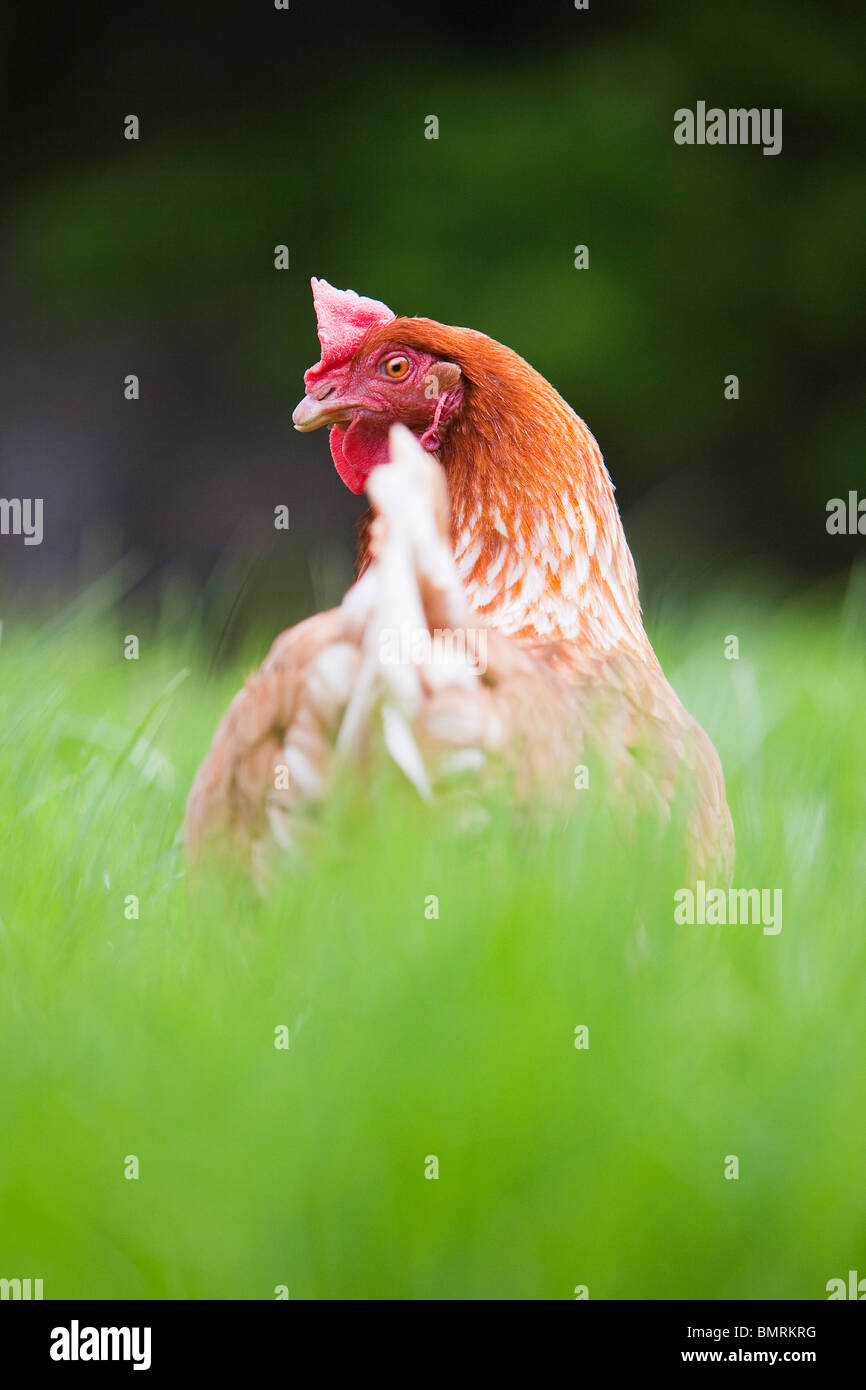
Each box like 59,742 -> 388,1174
304,278 -> 395,387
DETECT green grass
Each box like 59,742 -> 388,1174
0,574 -> 864,1300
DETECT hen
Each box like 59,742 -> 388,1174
184,280 -> 733,881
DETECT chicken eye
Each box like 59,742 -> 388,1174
382,355 -> 411,380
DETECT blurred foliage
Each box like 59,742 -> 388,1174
0,578 -> 864,1297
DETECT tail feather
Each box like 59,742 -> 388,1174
185,425 -> 487,867
336,424 -> 481,785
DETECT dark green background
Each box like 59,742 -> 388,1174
1,1 -> 863,625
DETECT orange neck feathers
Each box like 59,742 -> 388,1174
361,318 -> 650,653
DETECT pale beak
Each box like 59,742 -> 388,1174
292,393 -> 357,432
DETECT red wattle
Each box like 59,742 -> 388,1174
329,419 -> 392,495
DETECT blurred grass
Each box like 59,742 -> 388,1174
0,575 -> 864,1300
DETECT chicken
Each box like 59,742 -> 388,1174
184,280 -> 734,882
